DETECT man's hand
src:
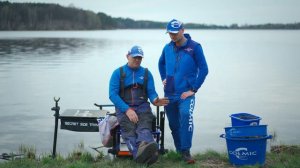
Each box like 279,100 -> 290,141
162,79 -> 167,86
125,108 -> 138,124
180,90 -> 195,99
153,97 -> 169,106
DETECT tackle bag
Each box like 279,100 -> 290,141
97,115 -> 119,147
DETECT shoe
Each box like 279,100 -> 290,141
145,151 -> 159,165
181,150 -> 195,164
135,141 -> 158,164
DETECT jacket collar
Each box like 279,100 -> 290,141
169,33 -> 192,50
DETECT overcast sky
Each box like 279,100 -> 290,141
6,0 -> 300,25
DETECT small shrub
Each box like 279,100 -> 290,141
18,144 -> 36,160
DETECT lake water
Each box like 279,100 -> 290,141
0,30 -> 300,156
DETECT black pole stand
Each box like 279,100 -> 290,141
51,97 -> 60,158
156,106 -> 160,127
159,109 -> 166,154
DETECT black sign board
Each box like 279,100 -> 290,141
60,109 -> 109,132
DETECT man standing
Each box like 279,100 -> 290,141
109,45 -> 169,165
158,19 -> 208,164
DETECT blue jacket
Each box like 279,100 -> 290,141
158,34 -> 208,96
109,64 -> 158,113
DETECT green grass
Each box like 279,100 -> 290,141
1,145 -> 300,168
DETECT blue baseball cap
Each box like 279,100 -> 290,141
128,45 -> 144,57
166,19 -> 183,33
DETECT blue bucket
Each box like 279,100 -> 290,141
224,125 -> 267,138
230,113 -> 261,126
220,134 -> 272,166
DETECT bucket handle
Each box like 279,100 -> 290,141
220,134 -> 225,138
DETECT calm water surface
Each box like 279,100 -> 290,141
0,30 -> 300,155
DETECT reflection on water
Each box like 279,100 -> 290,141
0,38 -> 84,55
0,38 -> 108,65
0,30 -> 300,156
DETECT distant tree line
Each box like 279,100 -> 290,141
1,1 -> 299,30
0,1 -> 103,30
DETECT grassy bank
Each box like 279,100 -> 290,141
1,145 -> 299,168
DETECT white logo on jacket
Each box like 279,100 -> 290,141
184,47 -> 193,52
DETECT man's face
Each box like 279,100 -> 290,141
168,29 -> 184,42
127,55 -> 142,69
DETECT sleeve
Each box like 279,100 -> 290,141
146,70 -> 159,104
109,68 -> 130,113
193,44 -> 209,91
158,47 -> 166,81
